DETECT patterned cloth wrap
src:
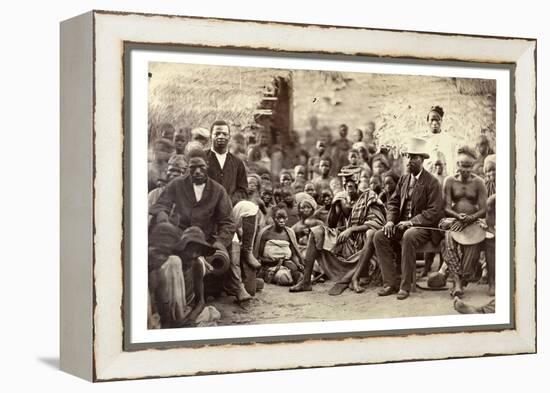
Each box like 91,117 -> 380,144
439,217 -> 486,278
326,189 -> 386,260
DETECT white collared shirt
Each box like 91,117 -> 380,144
409,169 -> 422,185
193,183 -> 206,202
211,148 -> 228,169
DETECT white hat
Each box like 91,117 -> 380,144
404,137 -> 430,159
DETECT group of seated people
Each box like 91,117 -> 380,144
147,106 -> 497,328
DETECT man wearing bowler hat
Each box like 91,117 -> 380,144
374,137 -> 444,300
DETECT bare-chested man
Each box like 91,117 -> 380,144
312,157 -> 335,196
307,140 -> 327,180
441,145 -> 488,297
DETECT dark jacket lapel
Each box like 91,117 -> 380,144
181,175 -> 197,204
411,170 -> 428,212
399,173 -> 410,214
206,150 -> 222,172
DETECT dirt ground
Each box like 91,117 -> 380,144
208,274 -> 495,326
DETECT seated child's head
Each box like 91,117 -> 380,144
153,138 -> 175,163
292,179 -> 305,193
294,165 -> 306,181
382,171 -> 399,196
329,177 -> 343,193
247,173 -> 262,195
279,170 -> 293,187
273,208 -> 288,230
298,200 -> 315,219
260,172 -> 272,185
281,187 -> 295,206
369,175 -> 382,194
348,148 -> 360,166
372,156 -> 390,176
358,173 -> 370,192
304,182 -> 317,199
320,188 -> 333,207
261,185 -> 273,205
273,186 -> 283,205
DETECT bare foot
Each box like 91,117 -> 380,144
289,280 -> 312,293
450,278 -> 464,298
454,297 -> 481,314
328,282 -> 348,296
350,278 -> 365,293
450,288 -> 464,298
172,302 -> 205,328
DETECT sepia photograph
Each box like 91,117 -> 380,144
56,9 -> 537,381
133,49 -> 510,344
2,0 -> 544,387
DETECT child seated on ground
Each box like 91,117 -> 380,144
254,208 -> 304,286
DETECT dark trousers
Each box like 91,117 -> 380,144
373,227 -> 432,292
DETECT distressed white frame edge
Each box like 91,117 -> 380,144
60,11 -> 94,381
61,10 -> 536,382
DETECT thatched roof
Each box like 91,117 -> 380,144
148,62 -> 289,139
293,71 -> 496,153
148,62 -> 497,155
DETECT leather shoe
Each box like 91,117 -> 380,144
377,286 -> 397,296
397,289 -> 409,300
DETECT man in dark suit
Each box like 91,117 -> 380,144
206,120 -> 261,274
374,137 -> 444,300
205,120 -> 249,206
151,148 -> 252,303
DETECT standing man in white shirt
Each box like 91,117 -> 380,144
206,120 -> 249,205
206,120 -> 262,288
